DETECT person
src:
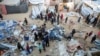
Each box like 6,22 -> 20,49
65,17 -> 68,23
17,42 -> 24,50
48,12 -> 50,20
71,29 -> 76,37
91,35 -> 96,43
38,30 -> 43,40
90,16 -> 95,24
57,14 -> 60,25
24,18 -> 28,25
26,43 -> 30,54
55,4 -> 58,13
34,32 -> 38,41
85,14 -> 90,24
44,32 -> 49,47
40,12 -> 43,20
60,13 -> 63,23
46,8 -> 49,14
77,17 -> 81,23
38,42 -> 43,53
84,33 -> 88,40
24,34 -> 29,41
0,14 -> 3,20
42,40 -> 46,51
41,23 -> 46,33
51,16 -> 54,24
44,14 -> 48,22
93,17 -> 98,27
88,31 -> 93,37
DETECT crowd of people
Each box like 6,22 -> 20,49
17,20 -> 51,54
16,4 -> 100,55
0,3 -> 100,56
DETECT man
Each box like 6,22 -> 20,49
93,17 -> 98,27
55,4 -> 58,13
71,29 -> 76,37
65,17 -> 68,23
57,14 -> 60,25
24,18 -> 28,25
60,13 -> 63,23
77,17 -> 81,23
44,32 -> 49,47
17,42 -> 24,50
91,35 -> 96,43
86,14 -> 90,24
40,12 -> 43,20
44,14 -> 48,22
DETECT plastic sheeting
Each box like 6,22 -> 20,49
48,25 -> 64,41
31,4 -> 46,19
81,4 -> 93,16
94,40 -> 100,49
0,20 -> 18,40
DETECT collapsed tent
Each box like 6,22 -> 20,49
48,25 -> 65,41
0,20 -> 18,40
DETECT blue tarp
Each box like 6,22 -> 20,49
48,25 -> 64,41
0,20 -> 18,40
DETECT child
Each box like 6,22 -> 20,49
84,33 -> 88,40
38,42 -> 43,53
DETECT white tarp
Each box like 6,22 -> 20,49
81,1 -> 100,16
29,0 -> 44,4
0,0 -> 20,6
58,41 -> 70,56
31,4 -> 46,19
81,4 -> 93,16
30,0 -> 49,19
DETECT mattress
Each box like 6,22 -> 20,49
0,0 -> 20,6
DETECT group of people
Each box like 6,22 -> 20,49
16,4 -> 99,55
36,4 -> 70,25
17,21 -> 51,54
85,14 -> 98,27
84,31 -> 97,43
67,28 -> 97,44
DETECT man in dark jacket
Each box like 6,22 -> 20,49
57,14 -> 60,25
43,32 -> 49,47
91,35 -> 96,43
71,29 -> 76,37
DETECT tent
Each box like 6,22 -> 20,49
29,0 -> 49,19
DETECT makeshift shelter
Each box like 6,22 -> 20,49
81,0 -> 100,17
0,0 -> 28,14
29,0 -> 49,19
